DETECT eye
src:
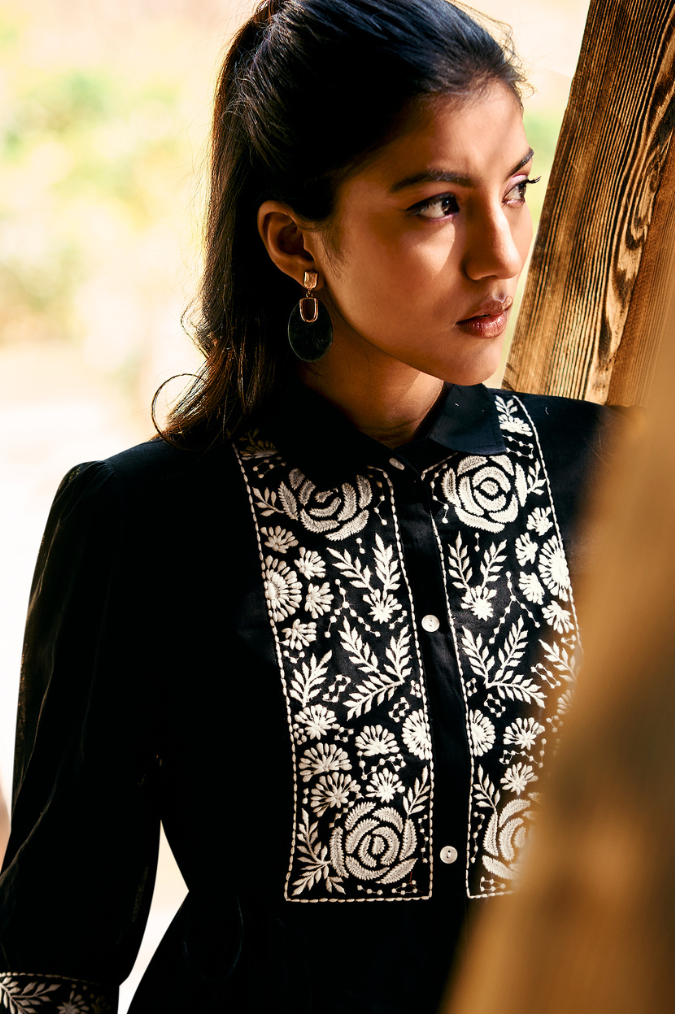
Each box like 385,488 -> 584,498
410,193 -> 460,220
505,175 -> 541,204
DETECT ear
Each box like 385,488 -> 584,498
257,200 -> 325,289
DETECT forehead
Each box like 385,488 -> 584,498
346,81 -> 527,195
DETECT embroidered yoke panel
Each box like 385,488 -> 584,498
426,395 -> 579,898
236,393 -> 579,904
236,439 -> 434,903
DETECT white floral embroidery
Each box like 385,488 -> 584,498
311,773 -> 359,816
299,743 -> 352,782
501,762 -> 538,795
238,446 -> 433,903
264,556 -> 302,621
305,581 -> 333,618
261,526 -> 298,554
401,710 -> 432,759
293,704 -> 339,743
542,601 -> 574,633
0,978 -> 111,1014
527,506 -> 553,535
366,769 -> 405,802
432,394 -> 579,897
518,571 -> 545,604
469,710 -> 496,756
538,536 -> 571,600
281,619 -> 317,651
355,725 -> 400,756
503,717 -> 545,751
296,547 -> 326,579
515,532 -> 538,565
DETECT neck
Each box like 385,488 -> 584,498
298,340 -> 445,450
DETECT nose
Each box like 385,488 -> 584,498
461,203 -> 525,282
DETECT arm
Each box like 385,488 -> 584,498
0,462 -> 160,1013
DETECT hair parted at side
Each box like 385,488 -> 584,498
155,0 -> 526,446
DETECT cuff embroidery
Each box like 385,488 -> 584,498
0,975 -> 115,1014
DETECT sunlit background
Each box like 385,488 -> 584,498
0,0 -> 588,1005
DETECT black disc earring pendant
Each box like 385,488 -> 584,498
287,270 -> 333,362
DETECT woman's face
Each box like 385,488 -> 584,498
313,81 -> 534,387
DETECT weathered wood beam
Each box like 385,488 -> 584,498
503,0 -> 675,405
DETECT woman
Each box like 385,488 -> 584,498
0,1 -> 614,1011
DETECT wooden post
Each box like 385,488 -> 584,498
503,0 -> 675,405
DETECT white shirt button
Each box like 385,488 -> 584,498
421,614 -> 440,632
389,457 -> 405,470
440,845 -> 458,865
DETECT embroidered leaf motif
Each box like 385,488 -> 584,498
289,651 -> 333,707
344,626 -> 411,719
539,639 -> 575,680
0,980 -> 60,1014
403,766 -> 430,816
337,483 -> 357,521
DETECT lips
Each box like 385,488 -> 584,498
456,296 -> 513,340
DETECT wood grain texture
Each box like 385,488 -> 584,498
503,0 -> 675,405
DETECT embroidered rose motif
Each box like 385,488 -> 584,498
330,801 -> 417,884
538,536 -> 570,600
401,710 -> 432,759
482,797 -> 531,881
441,454 -> 527,533
263,556 -> 302,621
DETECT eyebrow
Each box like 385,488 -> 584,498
389,148 -> 535,193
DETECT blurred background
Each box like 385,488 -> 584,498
0,0 -> 589,1006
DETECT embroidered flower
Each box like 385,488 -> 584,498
263,556 -> 302,621
518,571 -> 545,604
58,990 -> 89,1014
368,595 -> 399,624
310,772 -> 358,816
293,704 -> 338,741
366,769 -> 404,802
401,710 -> 432,760
305,581 -> 334,618
330,801 -> 417,883
296,548 -> 326,580
299,743 -> 352,782
556,689 -> 573,715
503,717 -> 545,751
515,532 -> 538,565
281,619 -> 317,651
261,526 -> 298,554
355,725 -> 400,756
441,453 -> 526,533
538,536 -> 570,600
461,586 -> 496,620
469,710 -> 495,756
501,762 -> 538,795
496,396 -> 532,435
527,507 -> 553,536
542,601 -> 574,633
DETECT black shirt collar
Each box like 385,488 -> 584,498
267,378 -> 505,488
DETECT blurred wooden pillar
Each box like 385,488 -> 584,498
503,0 -> 675,406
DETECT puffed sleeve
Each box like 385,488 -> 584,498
0,461 -> 161,1013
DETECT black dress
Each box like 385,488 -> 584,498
0,382 -> 613,1013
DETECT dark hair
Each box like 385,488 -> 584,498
156,0 -> 525,444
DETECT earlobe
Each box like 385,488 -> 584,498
257,200 -> 320,286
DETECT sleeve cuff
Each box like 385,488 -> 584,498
0,975 -> 116,1013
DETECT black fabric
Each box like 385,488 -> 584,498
0,383 -> 616,1013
